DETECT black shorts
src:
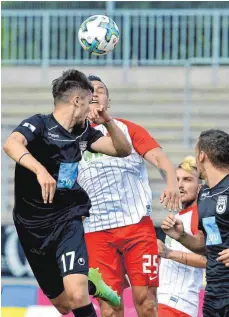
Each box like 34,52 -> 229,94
14,217 -> 88,299
203,294 -> 229,317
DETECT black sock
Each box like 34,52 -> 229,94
88,280 -> 96,295
72,303 -> 97,317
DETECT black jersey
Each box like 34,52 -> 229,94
198,174 -> 229,298
13,114 -> 103,229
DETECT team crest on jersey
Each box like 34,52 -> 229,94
216,195 -> 227,214
79,141 -> 87,152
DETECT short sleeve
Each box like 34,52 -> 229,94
116,118 -> 160,156
197,185 -> 209,231
13,114 -> 45,143
86,124 -> 104,152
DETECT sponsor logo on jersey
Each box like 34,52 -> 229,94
79,141 -> 88,152
57,162 -> 78,189
78,258 -> 85,265
30,248 -> 45,256
48,131 -> 59,138
203,216 -> 222,245
22,122 -> 36,132
83,150 -> 105,162
216,195 -> 227,214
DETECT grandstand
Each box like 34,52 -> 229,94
2,67 -> 229,225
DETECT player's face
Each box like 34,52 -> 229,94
72,89 -> 91,124
176,168 -> 200,207
90,81 -> 109,110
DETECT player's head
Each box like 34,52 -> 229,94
88,75 -> 110,110
177,156 -> 201,208
195,129 -> 229,180
52,69 -> 94,123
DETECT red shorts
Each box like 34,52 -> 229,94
158,304 -> 191,317
85,216 -> 159,295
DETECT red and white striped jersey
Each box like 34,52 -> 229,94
158,205 -> 204,317
78,118 -> 160,233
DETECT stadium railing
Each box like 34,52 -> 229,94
2,9 -> 229,68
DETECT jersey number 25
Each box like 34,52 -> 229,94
142,254 -> 158,274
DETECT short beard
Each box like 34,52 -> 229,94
182,199 -> 196,209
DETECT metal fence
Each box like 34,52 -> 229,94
2,9 -> 229,67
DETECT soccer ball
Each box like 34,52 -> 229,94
78,15 -> 119,56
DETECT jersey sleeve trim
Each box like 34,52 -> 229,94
190,204 -> 199,235
178,204 -> 199,235
115,118 -> 160,157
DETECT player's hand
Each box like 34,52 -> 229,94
160,183 -> 182,212
161,213 -> 184,241
216,249 -> 229,267
36,168 -> 56,204
157,239 -> 172,259
87,104 -> 111,124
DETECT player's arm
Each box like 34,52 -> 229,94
157,239 -> 207,268
3,116 -> 56,203
161,213 -> 207,255
168,250 -> 207,268
178,230 -> 207,255
144,148 -> 181,211
115,119 -> 181,212
88,106 -> 131,157
4,132 -> 44,174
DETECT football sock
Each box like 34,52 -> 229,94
88,280 -> 96,295
72,303 -> 97,317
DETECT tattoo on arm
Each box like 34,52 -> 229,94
159,168 -> 167,181
163,244 -> 172,259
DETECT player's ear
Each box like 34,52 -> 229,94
199,151 -> 205,163
72,96 -> 79,107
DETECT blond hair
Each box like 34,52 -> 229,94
178,156 -> 197,174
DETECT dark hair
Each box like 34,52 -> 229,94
52,69 -> 94,104
88,74 -> 109,96
197,129 -> 229,169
